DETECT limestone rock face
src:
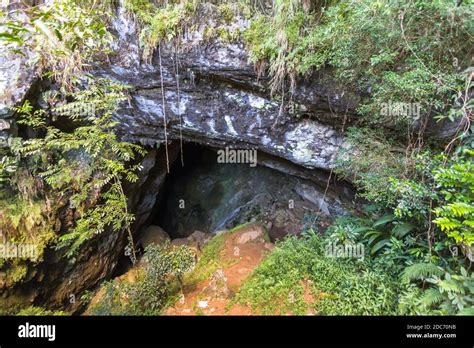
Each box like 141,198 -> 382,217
95,7 -> 356,172
0,45 -> 38,148
98,7 -> 460,173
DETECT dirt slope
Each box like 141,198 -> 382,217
165,224 -> 274,315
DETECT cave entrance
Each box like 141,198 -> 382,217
113,141 -> 352,278
145,142 -> 347,241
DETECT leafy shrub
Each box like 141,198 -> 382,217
323,211 -> 430,273
90,243 -> 195,315
335,128 -> 437,222
128,243 -> 195,313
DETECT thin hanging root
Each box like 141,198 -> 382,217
272,79 -> 286,128
158,44 -> 170,173
175,41 -> 184,167
116,176 -> 138,276
318,97 -> 349,215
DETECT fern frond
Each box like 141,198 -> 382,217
420,288 -> 444,307
401,263 -> 443,283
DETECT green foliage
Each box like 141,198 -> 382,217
336,128 -> 437,222
6,78 -> 145,257
129,243 -> 195,313
16,306 -> 66,316
123,0 -> 245,62
401,263 -> 443,283
335,129 -> 473,269
428,268 -> 474,315
123,0 -> 202,62
235,230 -> 402,315
90,243 -> 195,315
401,263 -> 474,314
0,2 -> 133,259
245,0 -> 472,127
324,211 -> 436,276
137,1 -> 196,62
433,148 -> 474,246
0,0 -> 113,90
325,213 -> 414,256
0,155 -> 18,185
314,211 -> 473,315
0,201 -> 56,262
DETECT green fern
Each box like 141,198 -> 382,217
6,78 -> 145,257
401,263 -> 443,283
420,288 -> 444,307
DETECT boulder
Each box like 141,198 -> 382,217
171,238 -> 199,252
139,225 -> 170,250
295,183 -> 331,216
188,230 -> 212,250
235,225 -> 265,245
171,238 -> 191,246
202,269 -> 231,299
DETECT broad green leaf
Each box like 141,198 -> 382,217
392,222 -> 415,238
373,214 -> 396,227
353,226 -> 372,233
370,239 -> 390,255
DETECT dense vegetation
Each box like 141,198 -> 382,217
89,243 -> 195,315
0,0 -> 472,315
1,1 -> 142,263
237,0 -> 473,315
236,214 -> 473,315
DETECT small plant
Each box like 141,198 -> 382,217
131,242 -> 196,312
